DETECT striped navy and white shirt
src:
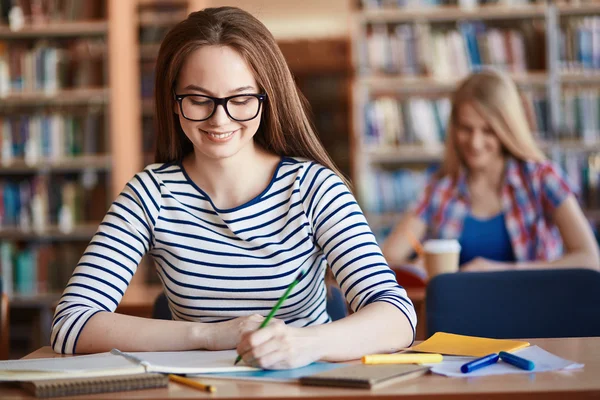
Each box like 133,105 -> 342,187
51,157 -> 417,354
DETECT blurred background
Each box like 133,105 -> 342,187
0,0 -> 599,359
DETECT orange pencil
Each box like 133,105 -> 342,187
404,230 -> 425,259
168,374 -> 216,393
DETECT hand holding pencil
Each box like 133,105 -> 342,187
235,270 -> 318,369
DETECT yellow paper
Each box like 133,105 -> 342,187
409,332 -> 530,357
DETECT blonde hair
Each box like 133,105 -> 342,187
441,69 -> 546,179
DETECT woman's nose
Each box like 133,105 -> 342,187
208,104 -> 231,126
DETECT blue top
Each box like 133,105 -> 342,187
459,213 -> 516,266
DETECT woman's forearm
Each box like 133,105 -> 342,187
70,312 -> 211,354
307,302 -> 414,362
515,250 -> 600,271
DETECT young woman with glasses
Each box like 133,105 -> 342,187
51,7 -> 416,369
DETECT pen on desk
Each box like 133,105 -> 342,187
362,353 -> 443,365
233,269 -> 305,366
461,353 -> 499,374
168,374 -> 216,393
499,351 -> 535,371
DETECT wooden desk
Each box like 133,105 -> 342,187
1,337 -> 598,399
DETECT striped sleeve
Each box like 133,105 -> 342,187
51,169 -> 161,354
300,163 -> 417,337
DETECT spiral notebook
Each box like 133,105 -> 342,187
20,373 -> 168,398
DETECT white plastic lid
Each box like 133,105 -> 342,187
423,239 -> 461,254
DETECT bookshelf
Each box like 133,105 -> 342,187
351,0 -> 600,238
0,0 -> 113,294
0,0 -> 148,357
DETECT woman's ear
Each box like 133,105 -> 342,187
173,98 -> 179,115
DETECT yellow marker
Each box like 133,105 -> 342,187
362,353 -> 443,365
168,374 -> 216,393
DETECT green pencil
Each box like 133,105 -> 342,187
233,269 -> 305,366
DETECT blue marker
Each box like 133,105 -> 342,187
499,351 -> 535,371
461,353 -> 499,373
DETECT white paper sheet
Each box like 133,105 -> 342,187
427,346 -> 584,377
126,350 -> 258,374
0,349 -> 257,381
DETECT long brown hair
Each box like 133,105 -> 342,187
153,6 -> 348,186
441,69 -> 546,179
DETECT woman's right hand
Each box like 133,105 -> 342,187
205,314 -> 285,351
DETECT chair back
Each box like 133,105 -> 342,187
152,286 -> 348,322
426,269 -> 600,339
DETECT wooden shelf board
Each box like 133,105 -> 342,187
561,72 -> 600,85
365,146 -> 444,163
0,21 -> 107,38
539,140 -> 600,152
364,140 -> 600,165
138,0 -> 188,5
9,292 -> 62,308
558,3 -> 600,16
0,223 -> 99,241
0,155 -> 111,173
364,212 -> 403,227
0,88 -> 109,106
359,72 -> 548,93
139,12 -> 187,27
359,4 -> 547,23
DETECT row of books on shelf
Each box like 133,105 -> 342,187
0,0 -> 104,24
365,96 -> 450,147
553,151 -> 600,210
364,21 -> 541,77
364,89 -> 600,147
359,0 -> 596,10
560,89 -> 600,143
560,17 -> 600,71
362,151 -> 600,221
0,241 -> 80,296
0,113 -> 103,163
360,0 -> 541,9
0,176 -> 99,232
0,39 -> 104,95
361,167 -> 435,214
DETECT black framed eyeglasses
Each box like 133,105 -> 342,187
174,93 -> 267,122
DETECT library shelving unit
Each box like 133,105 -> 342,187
0,0 -> 150,357
351,0 -> 600,239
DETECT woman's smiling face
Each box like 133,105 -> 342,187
173,45 -> 263,161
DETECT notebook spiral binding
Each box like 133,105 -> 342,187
22,373 -> 168,398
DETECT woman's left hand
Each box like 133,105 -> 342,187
236,323 -> 322,369
461,257 -> 508,272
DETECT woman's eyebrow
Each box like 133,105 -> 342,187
180,85 -> 256,95
230,86 -> 255,93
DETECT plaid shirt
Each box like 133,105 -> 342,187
413,158 -> 574,262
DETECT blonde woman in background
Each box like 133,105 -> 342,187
383,69 -> 600,272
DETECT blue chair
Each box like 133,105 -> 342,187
426,269 -> 600,339
153,286 -> 348,321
